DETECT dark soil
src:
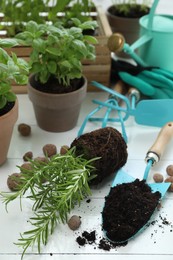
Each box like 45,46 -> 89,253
76,230 -> 96,246
109,4 -> 150,18
102,179 -> 161,242
0,101 -> 15,117
29,74 -> 84,94
71,127 -> 128,185
76,229 -> 127,250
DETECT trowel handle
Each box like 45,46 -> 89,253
109,80 -> 128,100
145,122 -> 173,165
127,87 -> 140,103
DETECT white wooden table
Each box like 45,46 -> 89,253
0,92 -> 173,260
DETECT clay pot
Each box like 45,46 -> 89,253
106,5 -> 149,58
0,100 -> 18,165
28,75 -> 87,132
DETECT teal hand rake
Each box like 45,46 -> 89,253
78,81 -> 173,141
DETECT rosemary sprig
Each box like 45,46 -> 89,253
0,148 -> 98,258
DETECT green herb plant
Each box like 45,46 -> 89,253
0,0 -> 96,36
15,20 -> 98,86
1,147 -> 98,258
0,39 -> 29,109
112,0 -> 151,17
0,0 -> 52,36
56,0 -> 95,28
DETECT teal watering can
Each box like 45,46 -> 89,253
129,0 -> 173,71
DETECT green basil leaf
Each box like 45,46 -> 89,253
46,47 -> 61,56
83,35 -> 98,44
0,96 -> 7,109
5,92 -> 16,102
47,61 -> 57,74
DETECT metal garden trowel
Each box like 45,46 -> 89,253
102,121 -> 173,243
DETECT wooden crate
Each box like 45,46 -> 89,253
1,6 -> 112,93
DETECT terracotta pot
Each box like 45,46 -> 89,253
28,75 -> 87,132
106,5 -> 143,58
0,100 -> 18,165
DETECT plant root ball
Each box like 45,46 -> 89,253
7,173 -> 22,191
70,127 -> 128,185
68,215 -> 81,230
18,123 -> 31,136
43,144 -> 57,157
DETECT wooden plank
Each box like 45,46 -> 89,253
82,56 -> 110,65
96,6 -> 112,37
82,64 -> 110,73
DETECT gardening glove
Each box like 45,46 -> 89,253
113,60 -> 173,99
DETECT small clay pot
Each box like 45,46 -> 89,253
106,4 -> 149,58
28,75 -> 87,132
0,100 -> 18,165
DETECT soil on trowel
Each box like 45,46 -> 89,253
102,179 -> 161,242
71,127 -> 128,185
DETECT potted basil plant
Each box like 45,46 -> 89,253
15,19 -> 98,132
0,39 -> 29,165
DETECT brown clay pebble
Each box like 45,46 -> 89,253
60,145 -> 69,155
20,163 -> 33,171
23,151 -> 33,161
34,156 -> 49,164
43,144 -> 57,157
153,173 -> 164,183
164,177 -> 173,192
7,173 -> 22,191
18,123 -> 31,136
68,215 -> 81,231
166,165 -> 173,176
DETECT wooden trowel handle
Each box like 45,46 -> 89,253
145,122 -> 173,165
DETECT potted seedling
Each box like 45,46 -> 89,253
0,39 -> 29,165
15,20 -> 98,132
106,0 -> 151,57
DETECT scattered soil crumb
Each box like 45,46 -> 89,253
76,236 -> 86,246
76,230 -> 127,250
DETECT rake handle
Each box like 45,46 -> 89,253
145,122 -> 173,165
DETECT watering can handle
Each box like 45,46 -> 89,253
147,0 -> 159,31
145,122 -> 173,165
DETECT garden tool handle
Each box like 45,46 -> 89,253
109,80 -> 128,100
127,87 -> 140,103
145,122 -> 173,166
